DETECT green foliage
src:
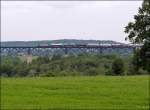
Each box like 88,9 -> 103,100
129,50 -> 141,74
125,0 -> 150,73
139,42 -> 150,73
125,0 -> 150,43
1,54 -> 148,77
32,56 -> 50,64
51,54 -> 62,61
1,64 -> 13,77
1,56 -> 22,77
111,58 -> 124,75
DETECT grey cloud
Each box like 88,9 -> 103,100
1,1 -> 142,43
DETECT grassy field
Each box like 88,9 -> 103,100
1,75 -> 149,110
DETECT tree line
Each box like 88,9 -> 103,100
0,54 -> 148,77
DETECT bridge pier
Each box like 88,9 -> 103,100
27,48 -> 31,55
26,48 -> 32,64
7,48 -> 12,56
64,48 -> 68,55
99,48 -> 103,54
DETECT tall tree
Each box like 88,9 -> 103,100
125,0 -> 150,73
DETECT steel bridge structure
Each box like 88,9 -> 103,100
0,44 -> 141,56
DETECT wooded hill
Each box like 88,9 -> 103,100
1,39 -> 123,46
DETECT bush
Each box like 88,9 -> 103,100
84,68 -> 99,76
111,58 -> 124,75
51,54 -> 62,61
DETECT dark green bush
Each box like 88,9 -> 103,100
111,58 -> 124,75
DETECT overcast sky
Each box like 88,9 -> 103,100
1,1 -> 142,43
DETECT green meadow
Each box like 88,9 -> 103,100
1,75 -> 149,110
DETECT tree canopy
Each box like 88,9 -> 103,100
125,0 -> 150,43
125,0 -> 150,73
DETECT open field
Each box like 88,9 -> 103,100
1,75 -> 150,110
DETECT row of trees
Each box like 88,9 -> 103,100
0,54 -> 148,77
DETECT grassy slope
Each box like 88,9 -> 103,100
1,76 -> 149,110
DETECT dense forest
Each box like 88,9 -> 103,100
0,54 -> 148,77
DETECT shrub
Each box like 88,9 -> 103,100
111,58 -> 124,75
85,68 -> 99,76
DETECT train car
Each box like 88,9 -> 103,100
51,43 -> 63,46
102,44 -> 112,46
87,43 -> 99,46
75,44 -> 87,46
111,44 -> 121,46
111,44 -> 122,47
37,44 -> 49,47
128,43 -> 143,47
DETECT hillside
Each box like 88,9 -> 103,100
1,39 -> 123,47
